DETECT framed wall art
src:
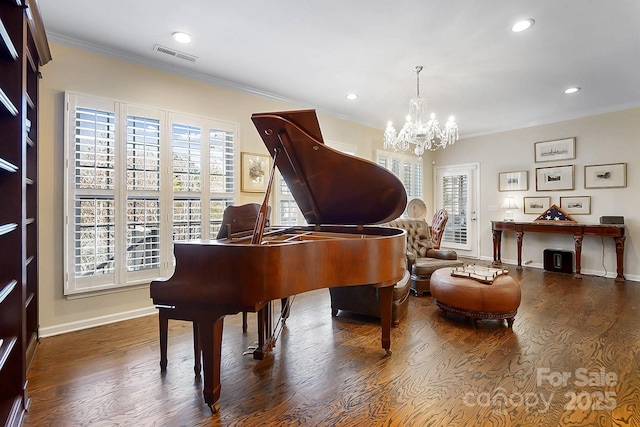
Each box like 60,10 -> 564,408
536,164 -> 574,191
499,171 -> 528,191
523,196 -> 551,214
584,162 -> 627,189
534,137 -> 576,163
241,152 -> 271,192
560,196 -> 591,215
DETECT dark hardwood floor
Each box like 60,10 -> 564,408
24,266 -> 640,426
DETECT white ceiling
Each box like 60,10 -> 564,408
39,0 -> 640,138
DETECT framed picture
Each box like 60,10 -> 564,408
534,137 -> 576,163
584,163 -> 627,189
523,196 -> 551,214
241,152 -> 271,192
536,164 -> 574,191
560,196 -> 591,215
499,171 -> 528,191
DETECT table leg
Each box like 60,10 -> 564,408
492,230 -> 502,266
573,234 -> 583,279
516,231 -> 524,270
614,236 -> 626,282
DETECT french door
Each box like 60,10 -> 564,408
434,163 -> 479,258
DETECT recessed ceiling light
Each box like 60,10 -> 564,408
564,87 -> 581,94
512,19 -> 535,33
172,32 -> 192,44
346,93 -> 358,100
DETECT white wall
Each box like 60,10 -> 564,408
38,43 -> 383,336
433,108 -> 640,280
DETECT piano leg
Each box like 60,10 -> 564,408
253,303 -> 273,360
158,309 -> 169,372
281,297 -> 291,321
378,285 -> 393,356
199,316 -> 224,412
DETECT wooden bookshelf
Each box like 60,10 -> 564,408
0,0 -> 50,425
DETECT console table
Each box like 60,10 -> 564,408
491,221 -> 626,282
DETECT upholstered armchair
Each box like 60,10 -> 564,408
387,209 -> 463,296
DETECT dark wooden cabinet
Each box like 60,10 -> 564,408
0,0 -> 50,425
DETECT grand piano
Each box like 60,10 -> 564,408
150,110 -> 408,410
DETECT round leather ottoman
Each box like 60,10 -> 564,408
430,267 -> 521,328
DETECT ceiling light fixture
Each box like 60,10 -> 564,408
346,93 -> 358,100
512,19 -> 535,33
564,87 -> 581,94
383,66 -> 458,157
172,32 -> 192,44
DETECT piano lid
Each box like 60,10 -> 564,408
251,110 -> 407,225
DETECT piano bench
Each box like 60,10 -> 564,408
329,270 -> 411,327
158,308 -> 201,375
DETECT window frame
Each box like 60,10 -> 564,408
63,93 -> 237,296
376,149 -> 424,211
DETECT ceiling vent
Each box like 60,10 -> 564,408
153,44 -> 198,62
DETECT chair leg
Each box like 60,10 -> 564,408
242,312 -> 248,333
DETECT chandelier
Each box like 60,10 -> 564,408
383,65 -> 458,157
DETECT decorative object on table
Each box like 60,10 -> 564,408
584,162 -> 627,189
534,204 -> 576,222
534,137 -> 575,163
383,65 -> 458,158
499,170 -> 528,191
599,216 -> 624,224
523,196 -> 550,214
560,196 -> 591,215
241,152 -> 271,192
406,198 -> 427,220
451,264 -> 509,284
535,164 -> 574,191
501,197 -> 518,221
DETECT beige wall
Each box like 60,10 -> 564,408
38,42 -> 637,337
38,43 -> 385,336
434,108 -> 639,278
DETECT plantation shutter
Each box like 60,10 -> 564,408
442,173 -> 468,245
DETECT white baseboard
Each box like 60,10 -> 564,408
478,255 -> 639,282
39,306 -> 157,338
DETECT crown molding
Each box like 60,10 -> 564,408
46,32 -> 361,125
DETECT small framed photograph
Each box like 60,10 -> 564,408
560,196 -> 591,215
241,152 -> 271,192
523,196 -> 551,214
499,171 -> 528,191
584,163 -> 627,189
536,164 -> 574,191
534,137 -> 576,163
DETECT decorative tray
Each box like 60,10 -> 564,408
451,265 -> 509,284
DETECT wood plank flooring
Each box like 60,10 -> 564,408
23,266 -> 640,426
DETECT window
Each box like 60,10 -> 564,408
441,173 -> 468,245
435,163 -> 479,254
274,141 -> 358,225
64,94 -> 236,295
171,117 -> 235,240
377,150 -> 423,207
